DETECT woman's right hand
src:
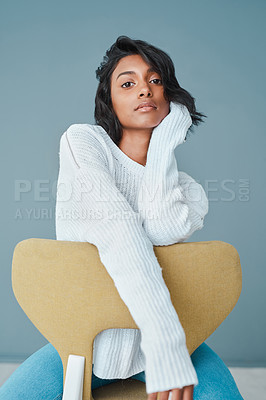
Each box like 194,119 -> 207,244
147,384 -> 194,400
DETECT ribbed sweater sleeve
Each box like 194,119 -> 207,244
57,124 -> 199,394
137,101 -> 209,246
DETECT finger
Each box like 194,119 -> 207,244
147,392 -> 158,400
182,385 -> 194,400
158,390 -> 171,400
171,388 -> 183,400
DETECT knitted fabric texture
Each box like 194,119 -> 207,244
55,101 -> 208,394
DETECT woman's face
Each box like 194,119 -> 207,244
110,54 -> 170,132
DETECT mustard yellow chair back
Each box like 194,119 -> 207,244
11,239 -> 242,400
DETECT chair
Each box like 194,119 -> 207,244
11,238 -> 242,400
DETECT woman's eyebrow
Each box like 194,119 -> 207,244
116,67 -> 156,81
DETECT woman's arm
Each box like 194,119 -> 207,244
137,101 -> 208,246
56,124 -> 198,394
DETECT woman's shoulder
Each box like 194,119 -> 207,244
61,123 -> 113,171
63,123 -> 109,153
66,123 -> 105,143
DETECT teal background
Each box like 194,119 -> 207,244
1,0 -> 265,366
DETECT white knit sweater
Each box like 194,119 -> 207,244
55,101 -> 209,394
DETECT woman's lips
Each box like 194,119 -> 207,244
136,106 -> 156,112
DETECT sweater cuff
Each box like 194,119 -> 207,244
147,102 -> 192,158
141,338 -> 199,394
187,207 -> 204,231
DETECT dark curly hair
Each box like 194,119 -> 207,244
95,35 -> 207,145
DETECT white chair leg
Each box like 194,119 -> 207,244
62,354 -> 85,400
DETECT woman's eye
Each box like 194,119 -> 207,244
121,78 -> 162,88
151,78 -> 162,84
121,82 -> 134,88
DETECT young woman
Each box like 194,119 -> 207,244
0,36 -> 243,400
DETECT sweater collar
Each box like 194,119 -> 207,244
95,125 -> 146,176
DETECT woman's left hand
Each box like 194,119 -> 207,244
147,383 -> 194,400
